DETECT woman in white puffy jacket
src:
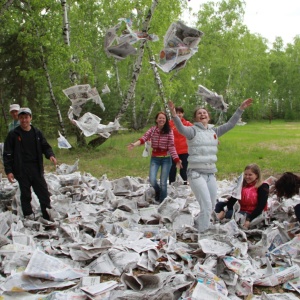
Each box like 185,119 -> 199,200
168,98 -> 253,233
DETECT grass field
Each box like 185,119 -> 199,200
43,120 -> 300,181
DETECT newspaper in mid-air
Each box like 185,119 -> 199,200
197,85 -> 229,112
104,18 -> 159,60
68,109 -> 122,138
63,84 -> 105,116
57,131 -> 72,149
154,21 -> 204,73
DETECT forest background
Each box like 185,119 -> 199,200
0,0 -> 299,160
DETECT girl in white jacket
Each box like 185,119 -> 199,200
168,98 -> 253,233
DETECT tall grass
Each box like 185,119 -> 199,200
46,120 -> 300,181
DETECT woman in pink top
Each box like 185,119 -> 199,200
128,112 -> 181,203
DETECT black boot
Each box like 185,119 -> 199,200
155,190 -> 160,202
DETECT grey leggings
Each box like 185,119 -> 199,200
188,170 -> 217,233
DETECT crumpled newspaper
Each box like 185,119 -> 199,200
57,131 -> 72,149
154,20 -> 203,72
197,85 -> 229,112
1,169 -> 300,299
63,84 -> 105,116
104,18 -> 159,60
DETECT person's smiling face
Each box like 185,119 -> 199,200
18,114 -> 32,131
156,113 -> 167,129
194,108 -> 210,125
244,169 -> 258,185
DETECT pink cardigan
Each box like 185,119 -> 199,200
139,126 -> 180,163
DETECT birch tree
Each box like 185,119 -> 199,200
115,0 -> 159,121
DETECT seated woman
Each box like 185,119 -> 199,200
215,163 -> 270,229
272,172 -> 300,221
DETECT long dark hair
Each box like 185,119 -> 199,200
155,111 -> 171,134
274,172 -> 300,198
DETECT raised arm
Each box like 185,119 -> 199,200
168,100 -> 195,140
239,98 -> 253,110
168,100 -> 177,118
215,98 -> 253,137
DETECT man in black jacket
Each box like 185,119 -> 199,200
3,107 -> 57,220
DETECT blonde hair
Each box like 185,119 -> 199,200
243,163 -> 262,188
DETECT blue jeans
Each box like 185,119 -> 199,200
149,156 -> 172,202
188,171 -> 217,233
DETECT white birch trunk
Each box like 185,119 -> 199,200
132,96 -> 138,129
61,0 -> 70,46
115,0 -> 159,121
146,43 -> 170,118
145,101 -> 156,126
25,0 -> 67,138
40,45 -> 66,137
114,60 -> 123,98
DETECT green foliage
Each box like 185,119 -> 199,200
0,0 -> 300,143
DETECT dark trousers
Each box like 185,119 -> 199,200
215,201 -> 234,219
16,163 -> 51,220
169,153 -> 189,184
215,199 -> 250,220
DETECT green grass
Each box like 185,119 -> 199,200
45,120 -> 300,181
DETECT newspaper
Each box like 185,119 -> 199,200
104,18 -> 158,60
255,264 -> 300,286
192,264 -> 229,297
1,172 -> 300,298
199,239 -> 233,256
68,109 -> 122,138
197,85 -> 229,112
56,159 -> 79,175
0,272 -> 76,292
155,20 -> 203,72
24,249 -> 89,281
57,131 -> 72,149
80,280 -> 118,298
261,293 -> 300,300
63,84 -> 105,115
182,280 -> 230,300
101,84 -> 110,94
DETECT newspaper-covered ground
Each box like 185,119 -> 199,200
1,161 -> 300,299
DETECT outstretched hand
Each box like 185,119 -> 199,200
168,100 -> 177,117
127,143 -> 135,151
240,98 -> 253,110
